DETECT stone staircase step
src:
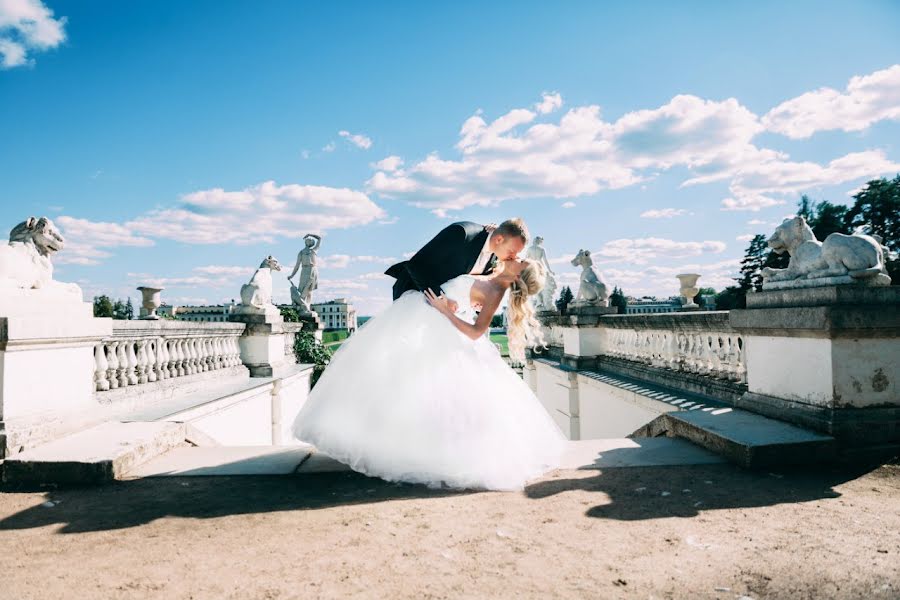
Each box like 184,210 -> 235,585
634,408 -> 836,468
1,422 -> 187,484
126,445 -> 314,477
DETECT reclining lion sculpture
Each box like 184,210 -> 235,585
0,216 -> 82,298
761,216 -> 890,289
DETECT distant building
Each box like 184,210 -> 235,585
312,298 -> 358,331
624,297 -> 681,314
161,300 -> 238,322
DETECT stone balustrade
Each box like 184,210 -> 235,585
93,321 -> 247,393
599,313 -> 746,384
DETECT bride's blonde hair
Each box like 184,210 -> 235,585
506,259 -> 548,363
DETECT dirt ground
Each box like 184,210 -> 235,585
1,461 -> 898,600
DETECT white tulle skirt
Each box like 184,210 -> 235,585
292,290 -> 566,491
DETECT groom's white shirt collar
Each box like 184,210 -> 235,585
470,231 -> 494,274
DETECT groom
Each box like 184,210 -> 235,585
385,218 -> 529,301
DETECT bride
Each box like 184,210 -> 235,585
292,257 -> 566,491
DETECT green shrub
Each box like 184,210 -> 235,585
292,330 -> 333,388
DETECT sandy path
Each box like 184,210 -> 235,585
1,461 -> 898,599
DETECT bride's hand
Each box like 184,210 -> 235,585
424,289 -> 453,315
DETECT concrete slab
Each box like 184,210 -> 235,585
127,445 -> 314,477
559,438 -> 727,469
2,422 -> 186,484
649,408 -> 837,468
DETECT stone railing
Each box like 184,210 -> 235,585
93,321 -> 247,393
600,313 -> 746,384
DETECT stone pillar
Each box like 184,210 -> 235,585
730,286 -> 900,447
557,305 -> 618,369
229,306 -> 295,378
0,292 -> 111,457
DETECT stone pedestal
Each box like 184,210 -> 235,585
230,308 -> 295,378
555,305 -> 618,368
297,311 -> 323,343
730,286 -> 900,447
0,292 -> 112,457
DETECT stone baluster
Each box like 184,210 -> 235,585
94,343 -> 110,391
153,338 -> 167,381
106,341 -> 120,389
173,338 -> 185,377
135,339 -> 149,384
115,341 -> 129,387
125,340 -> 139,385
145,339 -> 158,383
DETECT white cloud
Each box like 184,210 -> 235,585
322,141 -> 336,152
300,149 -> 310,160
0,0 -> 66,68
368,81 -> 900,218
192,265 -> 254,278
763,64 -> 900,139
747,219 -> 766,226
735,234 -> 755,242
127,180 -> 385,245
640,208 -> 686,219
718,149 -> 900,210
319,254 -> 351,269
594,237 -> 727,265
534,91 -> 563,114
339,130 -> 373,150
54,216 -> 155,265
720,194 -> 785,212
599,258 -> 740,297
561,201 -> 576,209
371,156 -> 403,172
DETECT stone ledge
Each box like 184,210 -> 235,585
737,391 -> 900,447
747,285 -> 900,309
634,409 -> 836,469
730,304 -> 900,337
1,421 -> 187,484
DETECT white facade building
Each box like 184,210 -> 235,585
624,297 -> 681,314
161,301 -> 238,322
312,298 -> 358,331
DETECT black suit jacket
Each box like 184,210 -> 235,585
385,221 -> 495,301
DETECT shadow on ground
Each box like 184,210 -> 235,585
1,455 -> 892,534
526,454 -> 892,521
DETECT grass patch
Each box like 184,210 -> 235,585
322,330 -> 350,344
490,333 -> 509,357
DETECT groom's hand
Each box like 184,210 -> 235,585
485,223 -> 497,233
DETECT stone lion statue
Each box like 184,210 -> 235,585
570,249 -> 610,306
761,216 -> 890,288
0,216 -> 82,298
240,255 -> 283,308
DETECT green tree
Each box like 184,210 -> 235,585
292,330 -> 333,388
93,295 -> 115,318
609,285 -> 628,314
697,287 -> 717,309
714,286 -> 743,311
123,297 -> 134,320
555,286 -> 574,314
737,234 -> 770,294
845,175 -> 900,253
112,299 -> 127,320
490,314 -> 504,328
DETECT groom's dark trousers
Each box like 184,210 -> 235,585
385,221 -> 495,301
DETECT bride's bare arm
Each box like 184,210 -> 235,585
424,288 -> 501,341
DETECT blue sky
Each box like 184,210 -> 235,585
2,1 -> 899,315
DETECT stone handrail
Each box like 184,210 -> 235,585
93,321 -> 246,392
598,312 -> 746,384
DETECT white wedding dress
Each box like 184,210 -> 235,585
292,274 -> 565,491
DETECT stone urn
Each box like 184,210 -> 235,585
676,273 -> 700,309
137,286 -> 164,319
